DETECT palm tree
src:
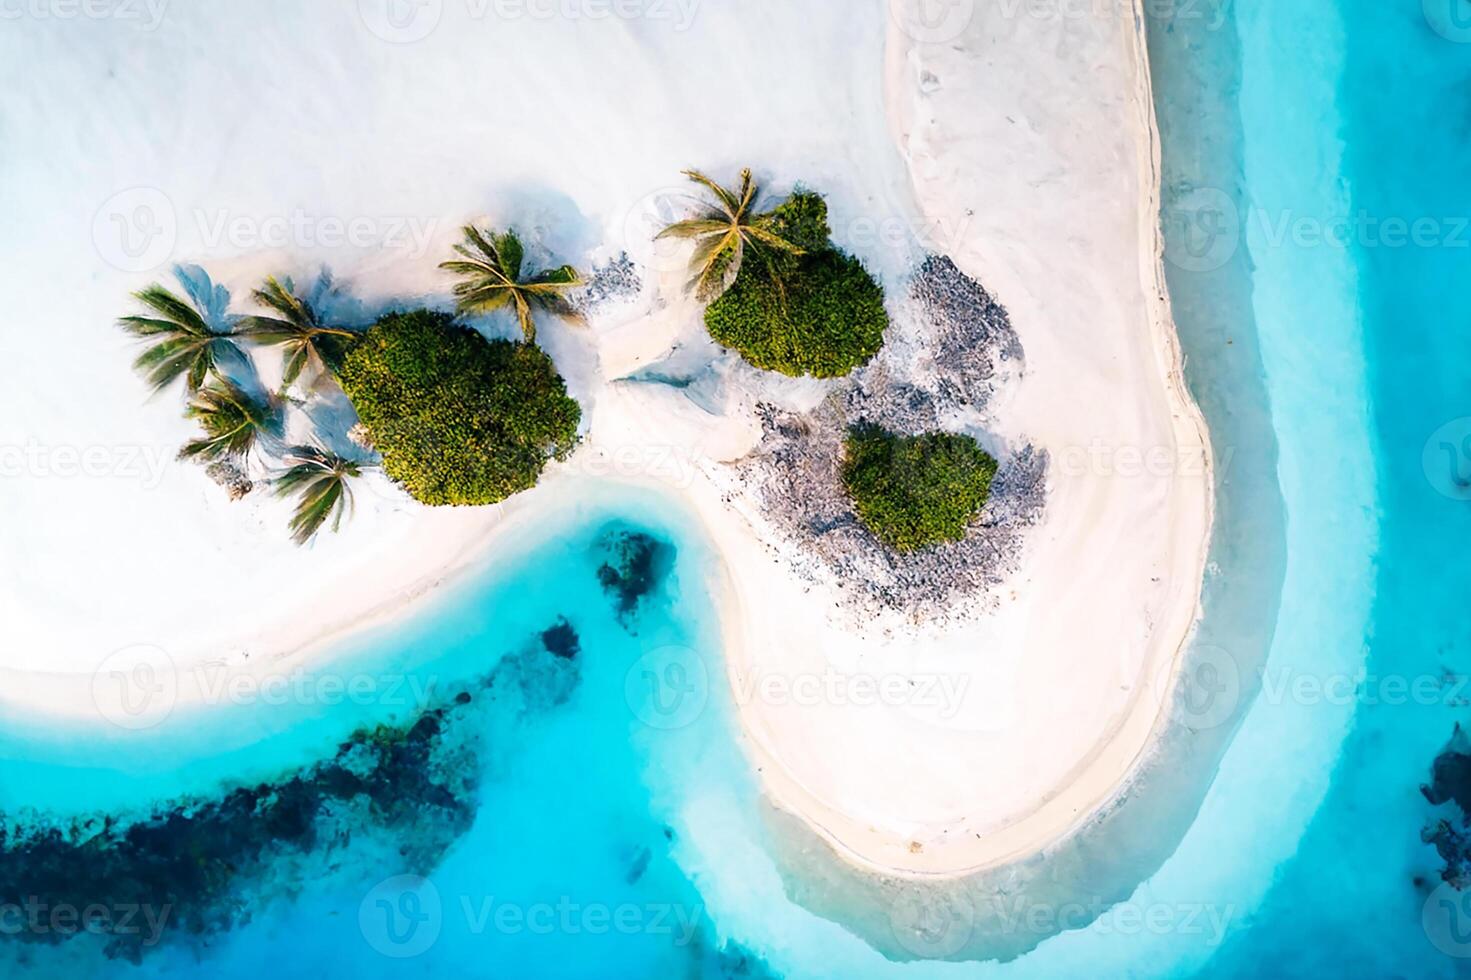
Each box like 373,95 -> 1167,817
178,381 -> 281,462
655,168 -> 804,302
118,276 -> 244,393
274,445 -> 362,545
439,226 -> 583,342
239,276 -> 357,386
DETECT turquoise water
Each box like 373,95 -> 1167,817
1197,0 -> 1471,975
6,2 -> 1468,977
0,482 -> 775,979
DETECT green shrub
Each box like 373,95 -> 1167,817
338,309 -> 580,506
703,186 -> 888,378
840,425 -> 998,552
767,189 -> 832,254
705,248 -> 888,378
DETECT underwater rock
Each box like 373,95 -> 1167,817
541,616 -> 581,659
1422,723 -> 1471,813
0,619 -> 583,963
595,528 -> 673,626
1423,820 -> 1471,890
0,702 -> 474,963
1421,724 -> 1471,889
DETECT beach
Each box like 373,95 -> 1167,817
0,0 -> 1212,882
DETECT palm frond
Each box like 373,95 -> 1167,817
118,277 -> 244,394
746,226 -> 806,255
492,230 -> 525,282
178,381 -> 280,462
238,276 -> 356,385
658,167 -> 804,303
440,226 -> 584,341
131,284 -> 213,336
654,218 -> 729,241
274,445 -> 362,545
681,169 -> 743,217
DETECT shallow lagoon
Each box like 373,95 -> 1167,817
0,481 -> 777,978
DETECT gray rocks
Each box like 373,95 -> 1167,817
722,255 -> 1047,624
204,460 -> 253,500
911,253 -> 1021,414
572,252 -> 643,315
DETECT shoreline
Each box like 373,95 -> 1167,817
1,0 -> 1215,884
700,0 -> 1213,878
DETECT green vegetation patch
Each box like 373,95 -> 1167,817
338,309 -> 580,506
840,425 -> 999,552
704,192 -> 888,379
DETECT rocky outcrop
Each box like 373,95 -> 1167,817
203,459 -> 253,500
715,255 -> 1046,624
1422,724 -> 1471,888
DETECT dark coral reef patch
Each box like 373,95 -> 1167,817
594,526 -> 674,628
0,620 -> 581,964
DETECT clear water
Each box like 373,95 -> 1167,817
1196,0 -> 1471,975
5,2 -> 1465,977
0,481 -> 775,979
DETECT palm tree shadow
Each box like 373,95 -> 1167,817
168,262 -> 270,402
297,386 -> 373,463
305,269 -> 377,331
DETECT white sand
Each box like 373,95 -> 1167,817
0,0 -> 1209,876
